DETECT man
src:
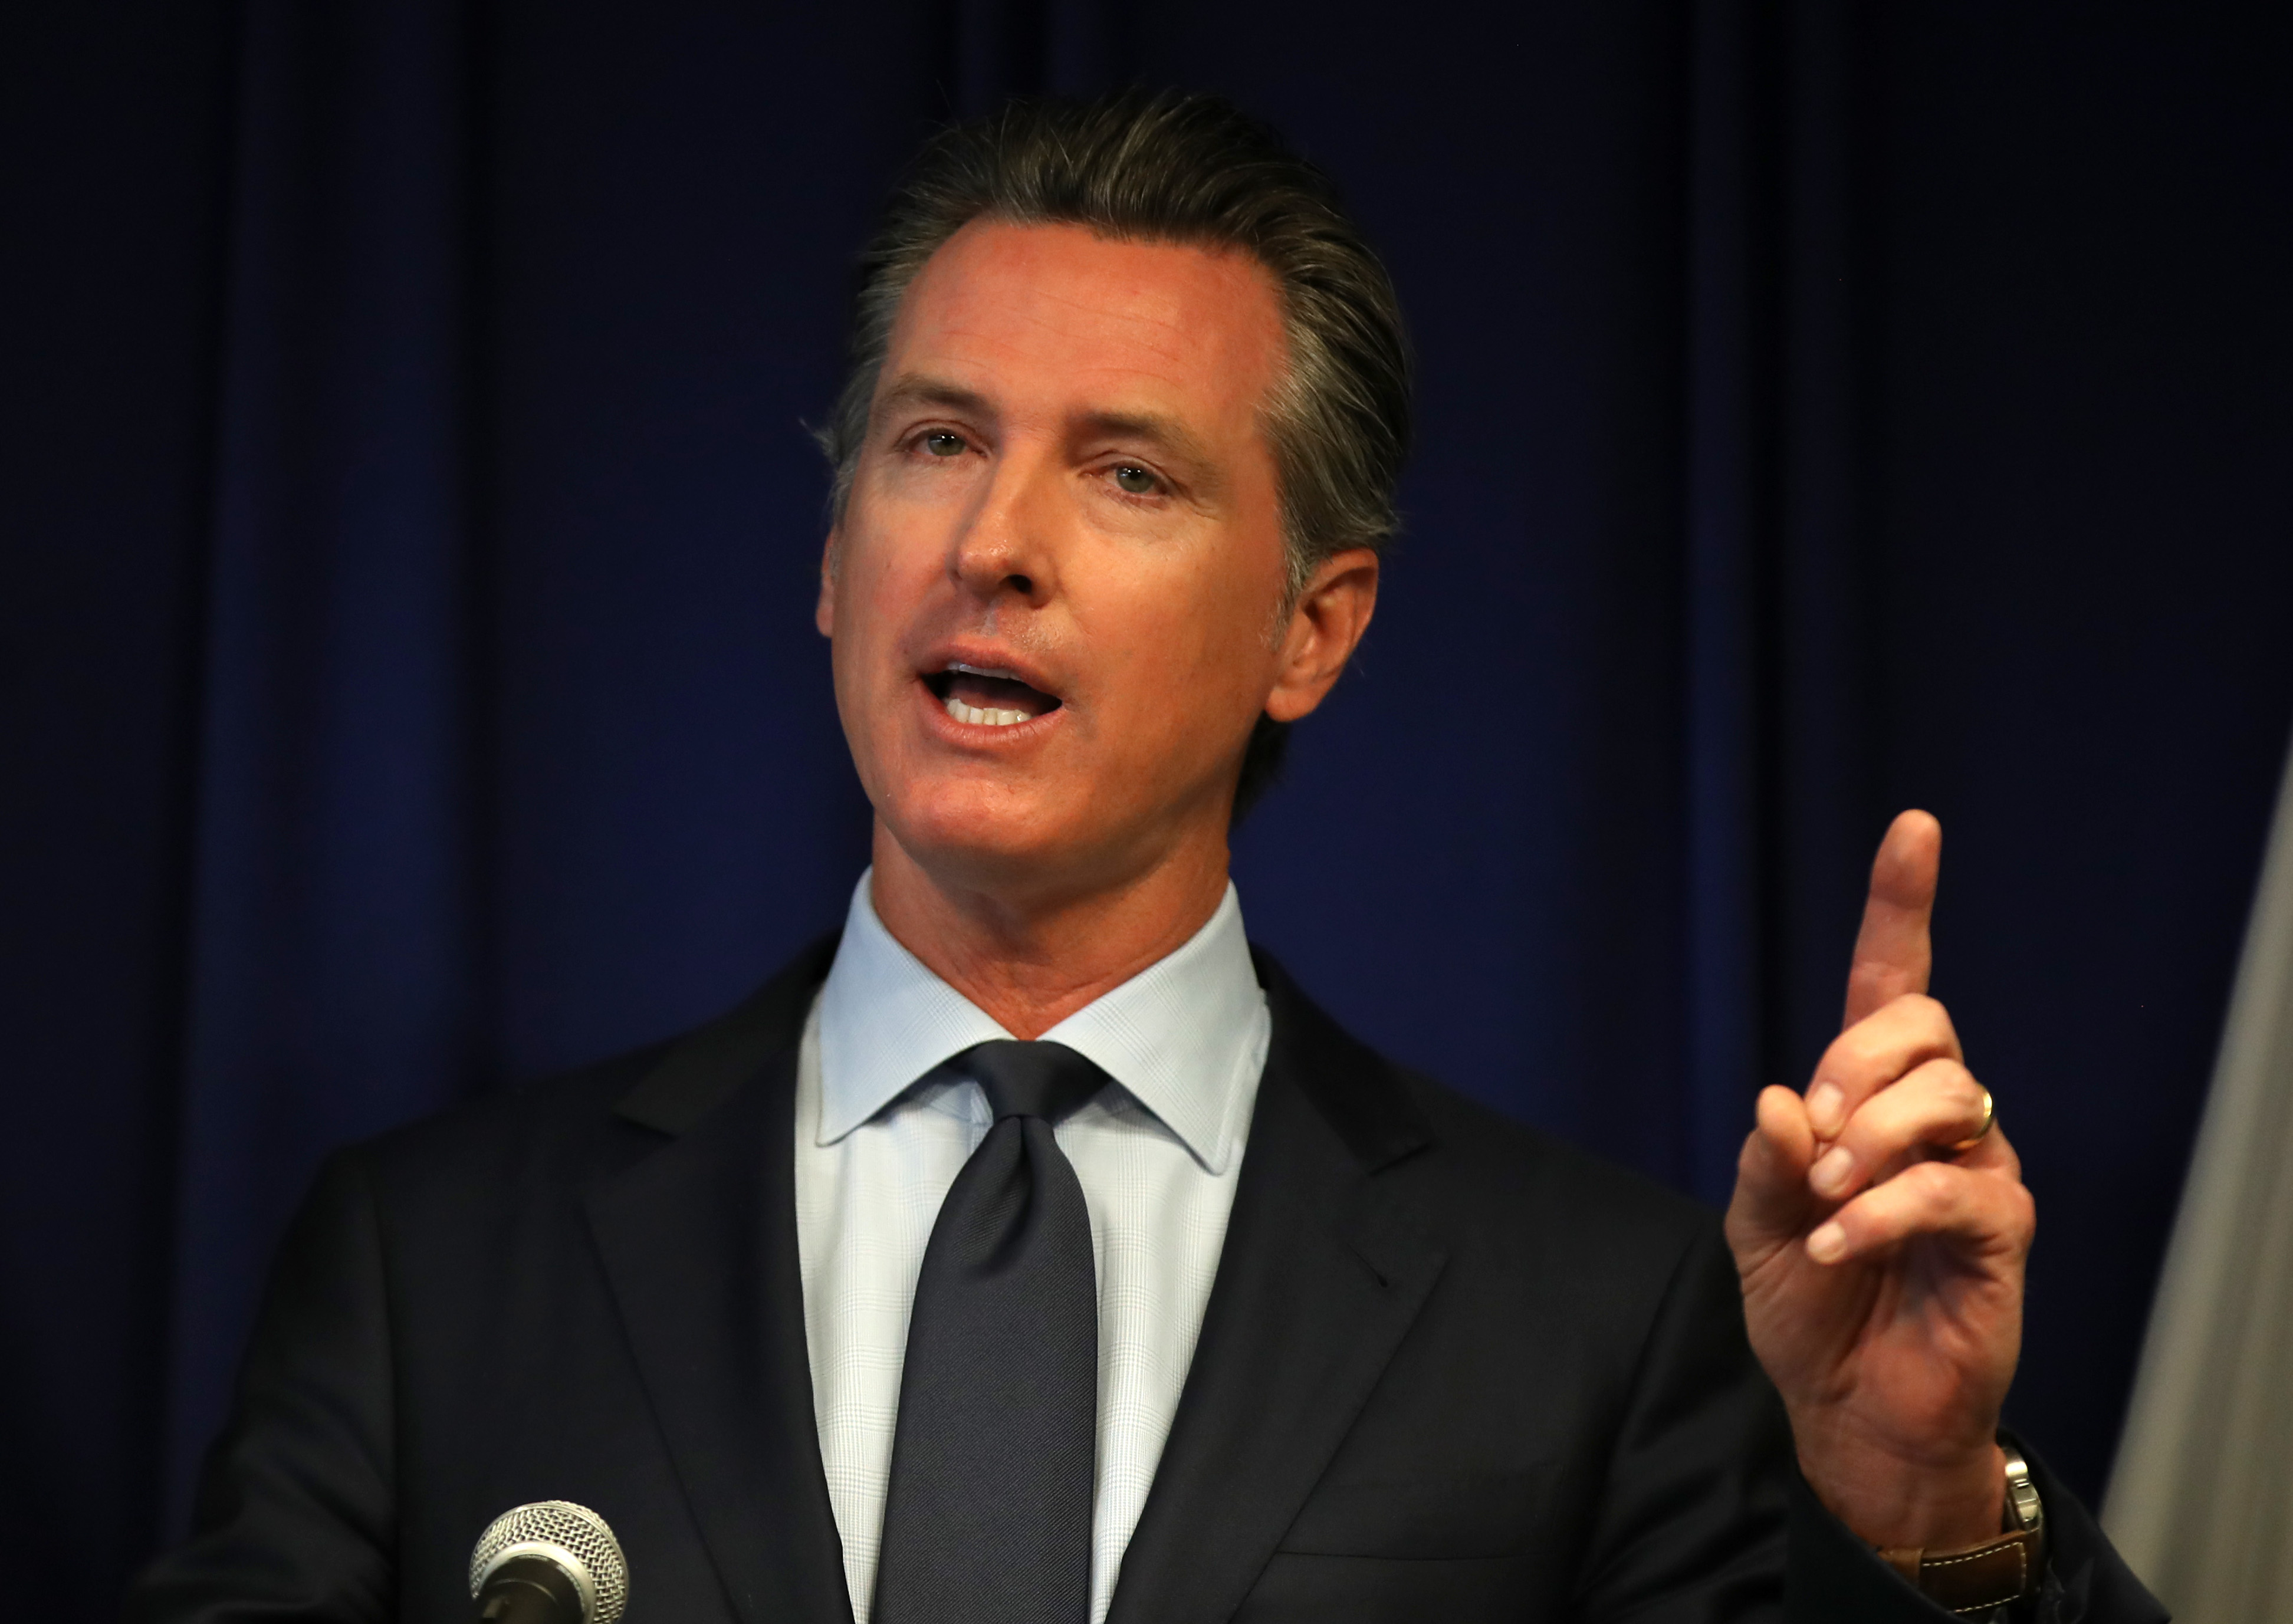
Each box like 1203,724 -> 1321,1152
132,92 -> 2162,1622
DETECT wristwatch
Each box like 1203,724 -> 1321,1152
1876,1445 -> 2045,1615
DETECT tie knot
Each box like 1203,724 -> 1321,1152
960,1040 -> 1109,1124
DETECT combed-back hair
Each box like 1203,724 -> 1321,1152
819,90 -> 1412,821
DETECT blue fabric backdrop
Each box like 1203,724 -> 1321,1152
4,3 -> 2289,1617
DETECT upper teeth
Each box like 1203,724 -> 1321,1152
945,695 -> 1030,727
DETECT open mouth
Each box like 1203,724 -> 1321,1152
922,661 -> 1063,728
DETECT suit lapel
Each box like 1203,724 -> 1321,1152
1105,952 -> 1447,1624
582,936 -> 1441,1624
586,938 -> 854,1624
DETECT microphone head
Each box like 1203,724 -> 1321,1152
469,1500 -> 629,1624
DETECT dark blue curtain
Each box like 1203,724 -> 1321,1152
5,3 -> 2288,1616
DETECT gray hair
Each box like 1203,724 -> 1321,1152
819,90 -> 1412,814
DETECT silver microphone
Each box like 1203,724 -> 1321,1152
467,1500 -> 629,1624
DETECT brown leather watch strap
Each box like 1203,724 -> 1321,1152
1878,1526 -> 2043,1615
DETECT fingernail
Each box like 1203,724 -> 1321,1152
1808,1222 -> 1848,1263
1807,1082 -> 1845,1137
1809,1146 -> 1854,1197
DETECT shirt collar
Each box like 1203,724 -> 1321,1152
814,872 -> 1264,1173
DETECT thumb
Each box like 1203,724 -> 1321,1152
1728,1086 -> 1821,1251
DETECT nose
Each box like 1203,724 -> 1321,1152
948,448 -> 1059,608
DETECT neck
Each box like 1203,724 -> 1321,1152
867,820 -> 1232,1039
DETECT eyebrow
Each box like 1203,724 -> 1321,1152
874,373 -> 996,422
1071,409 -> 1218,480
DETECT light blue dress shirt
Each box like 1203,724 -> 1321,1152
794,871 -> 1270,1624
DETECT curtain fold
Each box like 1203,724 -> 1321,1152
1681,0 -> 1887,1207
165,0 -> 487,1521
4,5 -> 2287,1618
155,0 -> 1115,1531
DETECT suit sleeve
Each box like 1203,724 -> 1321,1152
1785,1441 -> 2168,1624
1571,1222 -> 2167,1624
124,1152 -> 398,1624
1569,1222 -> 1792,1622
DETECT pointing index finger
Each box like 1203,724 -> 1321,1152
1843,810 -> 1941,1031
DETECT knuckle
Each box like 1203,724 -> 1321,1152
1845,1184 -> 1910,1242
1898,1055 -> 1959,1099
2005,1180 -> 2037,1240
1921,1052 -> 1969,1083
1842,1018 -> 1894,1070
1832,1112 -> 1879,1155
1817,1031 -> 1866,1084
1929,1060 -> 1983,1111
1905,993 -> 1958,1046
1903,1158 -> 1961,1209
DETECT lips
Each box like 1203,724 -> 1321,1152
922,660 -> 1063,728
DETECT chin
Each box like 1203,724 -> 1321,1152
882,779 -> 1093,891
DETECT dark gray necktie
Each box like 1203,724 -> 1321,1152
872,1040 -> 1107,1624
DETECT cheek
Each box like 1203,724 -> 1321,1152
824,545 -> 919,763
1095,566 -> 1279,741
836,535 -> 927,668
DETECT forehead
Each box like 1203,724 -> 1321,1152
882,220 -> 1288,422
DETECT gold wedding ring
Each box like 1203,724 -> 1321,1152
1950,1087 -> 1996,1153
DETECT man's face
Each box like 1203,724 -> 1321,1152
817,219 -> 1326,903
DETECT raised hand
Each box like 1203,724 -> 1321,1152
1724,810 -> 2036,1550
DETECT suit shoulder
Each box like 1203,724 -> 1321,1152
343,1038 -> 675,1201
1391,1063 -> 1721,1263
1350,1058 -> 1746,1425
340,938 -> 833,1214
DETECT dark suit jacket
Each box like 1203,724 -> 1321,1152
130,939 -> 2164,1623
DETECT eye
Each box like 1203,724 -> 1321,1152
1112,464 -> 1159,495
924,430 -> 967,458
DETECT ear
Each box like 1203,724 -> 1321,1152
1263,547 -> 1379,724
815,530 -> 839,638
